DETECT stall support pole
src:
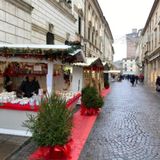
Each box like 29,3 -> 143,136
47,62 -> 54,95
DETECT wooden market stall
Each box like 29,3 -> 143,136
72,57 -> 104,94
103,61 -> 111,88
0,44 -> 85,136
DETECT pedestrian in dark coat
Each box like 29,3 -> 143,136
130,75 -> 135,87
135,75 -> 139,84
156,76 -> 160,92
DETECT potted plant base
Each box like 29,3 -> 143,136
29,142 -> 72,160
80,104 -> 100,116
24,94 -> 73,160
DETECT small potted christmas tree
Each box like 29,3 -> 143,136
81,86 -> 104,115
24,94 -> 73,160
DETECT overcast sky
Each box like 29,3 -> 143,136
98,0 -> 155,61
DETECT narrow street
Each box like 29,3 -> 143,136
79,80 -> 160,160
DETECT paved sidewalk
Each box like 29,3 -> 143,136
6,140 -> 37,160
79,80 -> 160,160
0,134 -> 29,160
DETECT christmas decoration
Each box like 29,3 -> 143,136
24,94 -> 73,159
81,86 -> 104,115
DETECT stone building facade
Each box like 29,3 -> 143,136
0,0 -> 84,44
126,29 -> 139,59
122,58 -> 139,75
84,0 -> 114,62
124,29 -> 140,75
0,0 -> 114,63
138,0 -> 160,86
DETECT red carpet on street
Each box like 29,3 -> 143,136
69,88 -> 111,160
29,88 -> 110,160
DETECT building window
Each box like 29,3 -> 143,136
95,36 -> 97,46
155,28 -> 157,48
88,27 -> 90,41
88,52 -> 91,57
92,31 -> 94,44
152,33 -> 153,50
155,12 -> 157,24
78,16 -> 81,35
46,32 -> 54,44
148,41 -> 150,51
159,24 -> 160,43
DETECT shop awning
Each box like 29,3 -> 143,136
103,70 -> 121,73
69,49 -> 86,63
0,44 -> 86,63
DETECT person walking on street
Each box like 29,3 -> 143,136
130,75 -> 136,87
156,76 -> 160,92
135,75 -> 139,84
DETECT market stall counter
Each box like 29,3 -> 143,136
0,91 -> 81,136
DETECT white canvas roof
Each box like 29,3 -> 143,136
73,57 -> 103,67
0,44 -> 70,50
104,70 -> 121,73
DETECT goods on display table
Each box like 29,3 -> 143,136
0,91 -> 42,112
55,90 -> 81,108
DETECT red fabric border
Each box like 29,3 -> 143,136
66,93 -> 81,108
0,93 -> 81,112
101,87 -> 111,97
0,103 -> 39,112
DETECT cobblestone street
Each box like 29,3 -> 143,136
79,80 -> 160,160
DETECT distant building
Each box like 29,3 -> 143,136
126,29 -> 139,59
122,58 -> 139,75
113,60 -> 123,71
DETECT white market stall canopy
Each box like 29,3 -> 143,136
0,44 -> 70,50
73,57 -> 103,68
104,70 -> 121,73
0,44 -> 86,63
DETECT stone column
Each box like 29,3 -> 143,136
154,59 -> 159,86
85,1 -> 89,40
46,62 -> 54,95
148,62 -> 151,85
156,59 -> 159,77
151,62 -> 154,86
153,60 -> 157,85
144,61 -> 148,83
158,59 -> 160,76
